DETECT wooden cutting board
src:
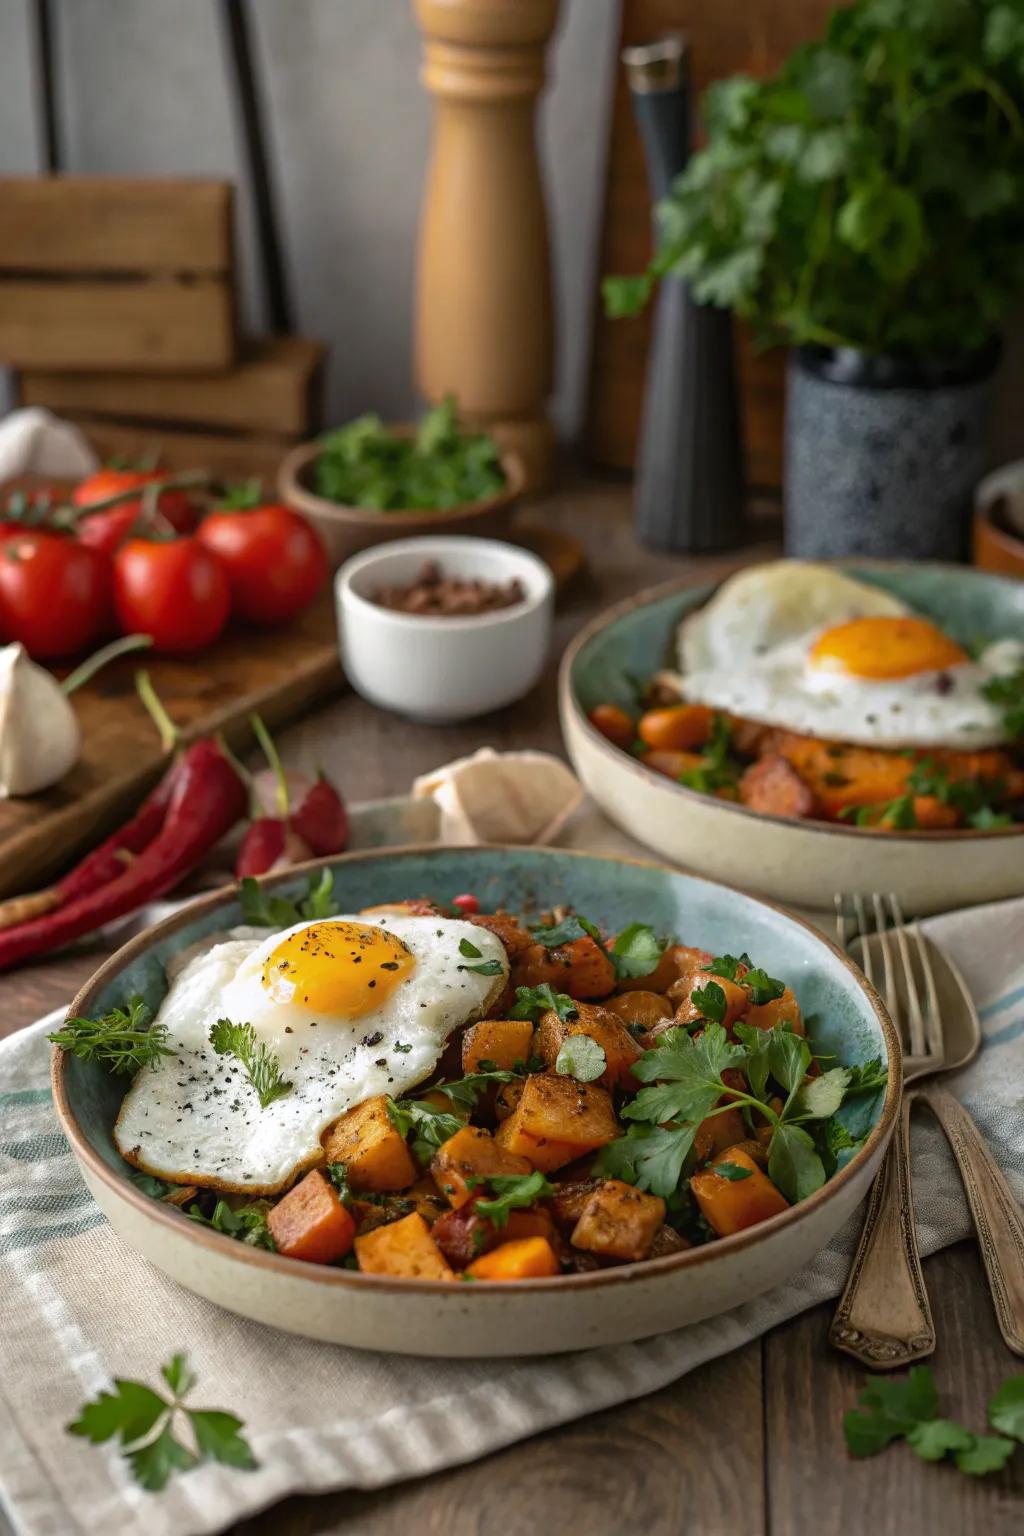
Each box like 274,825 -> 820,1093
0,595 -> 343,901
584,0 -> 839,486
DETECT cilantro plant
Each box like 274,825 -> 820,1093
605,0 -> 1024,358
314,394 -> 505,511
844,1366 -> 1023,1477
69,1353 -> 256,1492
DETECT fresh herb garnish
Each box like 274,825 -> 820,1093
473,1170 -> 555,1228
704,952 -> 785,1005
690,980 -> 728,1025
530,913 -> 603,949
510,984 -> 580,1023
68,1353 -> 256,1492
678,714 -> 740,796
456,935 -> 505,974
239,869 -> 340,929
386,1096 -> 466,1166
186,1198 -> 275,1250
208,1018 -> 293,1109
554,1035 -> 607,1083
844,1056 -> 889,1095
712,1162 -> 753,1181
983,669 -> 1024,739
844,1366 -> 1021,1476
49,997 -> 174,1076
609,922 -> 666,980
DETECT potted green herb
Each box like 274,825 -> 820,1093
605,0 -> 1024,560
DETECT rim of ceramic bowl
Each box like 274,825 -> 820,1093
336,535 -> 554,634
278,436 -> 525,527
52,843 -> 900,1297
560,566 -> 1024,845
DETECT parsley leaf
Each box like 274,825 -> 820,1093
767,1122 -> 825,1202
690,980 -> 728,1025
594,1122 -> 700,1199
186,1198 -> 275,1250
845,1057 -> 889,1095
712,1162 -> 753,1181
68,1354 -> 256,1492
49,997 -> 174,1076
554,1035 -> 607,1083
625,1022 -> 748,1126
473,1170 -> 555,1228
386,1096 -> 466,1166
458,936 -> 482,958
790,1066 -> 852,1121
954,1435 -> 1016,1475
238,870 -> 340,929
704,952 -> 751,981
208,1018 -> 293,1109
530,914 -> 603,949
677,714 -> 740,795
609,922 -> 666,980
742,968 -> 786,1006
842,1365 -> 1018,1478
983,668 -> 1024,739
988,1376 -> 1024,1442
510,984 -> 579,1023
457,957 -> 505,976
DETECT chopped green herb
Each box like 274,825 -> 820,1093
457,957 -> 505,976
186,1198 -> 275,1250
473,1170 -> 555,1228
49,997 -> 174,1076
609,922 -> 666,980
239,869 -> 340,929
554,1035 -> 607,1083
208,1018 -> 293,1109
530,913 -> 603,949
690,980 -> 728,1025
983,669 -> 1024,739
678,714 -> 740,795
510,984 -> 579,1023
711,1162 -> 753,1181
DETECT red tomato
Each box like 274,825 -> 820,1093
0,531 -> 111,658
73,469 -> 196,558
196,503 -> 327,625
113,537 -> 230,653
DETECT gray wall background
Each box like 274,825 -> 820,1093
0,0 -> 618,440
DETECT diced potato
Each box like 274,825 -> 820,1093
467,911 -> 534,957
267,1169 -> 355,1264
322,1094 -> 418,1193
431,1125 -> 531,1208
615,943 -> 711,996
494,1079 -> 524,1121
511,936 -> 616,1000
547,1177 -> 602,1229
690,1147 -> 789,1237
535,1001 -> 642,1091
693,1107 -> 747,1163
604,990 -> 673,1034
461,1018 -> 535,1074
746,986 -> 804,1035
466,1236 -> 560,1280
670,970 -> 750,1030
493,1072 -> 619,1172
354,1211 -> 453,1279
649,1223 -> 691,1257
571,1179 -> 665,1262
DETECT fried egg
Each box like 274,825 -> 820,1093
677,562 -> 1023,748
114,913 -> 508,1193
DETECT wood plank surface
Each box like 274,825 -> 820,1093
584,0 -> 838,485
19,337 -> 326,438
0,277 -> 235,371
0,476 -> 1019,1536
0,177 -> 233,273
65,415 -> 295,482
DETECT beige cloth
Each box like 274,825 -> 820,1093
1,775 -> 1022,1536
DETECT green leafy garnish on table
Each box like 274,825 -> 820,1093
208,1018 -> 293,1109
844,1366 -> 1023,1476
314,395 -> 506,511
49,997 -> 175,1076
69,1353 -> 256,1492
473,1170 -> 556,1229
239,868 -> 339,930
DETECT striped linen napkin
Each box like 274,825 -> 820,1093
1,896 -> 1021,1536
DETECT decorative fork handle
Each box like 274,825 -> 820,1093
915,1082 -> 1024,1357
829,1092 -> 935,1368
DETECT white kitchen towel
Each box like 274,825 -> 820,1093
0,883 -> 1021,1536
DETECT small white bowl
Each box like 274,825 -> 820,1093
335,536 -> 554,722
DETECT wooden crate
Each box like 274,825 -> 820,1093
20,337 -> 326,438
0,177 -> 236,371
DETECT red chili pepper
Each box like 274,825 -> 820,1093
55,757 -> 185,903
0,739 -> 246,972
451,893 -> 480,914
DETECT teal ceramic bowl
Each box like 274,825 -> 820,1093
53,846 -> 898,1357
561,562 -> 1024,914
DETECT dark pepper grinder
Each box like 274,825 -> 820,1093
624,35 -> 745,552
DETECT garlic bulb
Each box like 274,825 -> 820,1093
0,642 -> 81,798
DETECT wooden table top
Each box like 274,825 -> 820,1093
1,475 -> 1019,1536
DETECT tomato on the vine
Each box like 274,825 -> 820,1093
113,536 -> 230,654
73,469 -> 196,559
0,531 -> 111,658
197,498 -> 327,625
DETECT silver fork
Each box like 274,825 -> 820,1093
828,891 -> 942,1369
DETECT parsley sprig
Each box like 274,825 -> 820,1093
677,714 -> 740,796
510,983 -> 580,1023
472,1170 -> 556,1228
387,1066 -> 528,1165
69,1353 -> 256,1492
845,1366 -> 1023,1476
239,868 -> 339,929
555,1035 -> 607,1082
456,936 -> 505,976
186,1198 -> 275,1250
50,997 -> 175,1076
209,1018 -> 293,1109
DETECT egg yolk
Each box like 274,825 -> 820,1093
809,616 -> 968,680
261,921 -> 415,1018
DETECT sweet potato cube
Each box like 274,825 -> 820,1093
461,1018 -> 536,1074
693,1107 -> 747,1163
690,1147 -> 789,1237
267,1170 -> 355,1264
493,1072 -> 619,1172
466,1235 -> 560,1280
511,936 -> 616,1000
354,1211 -> 454,1279
322,1094 -> 418,1193
535,1001 -> 642,1090
431,1125 -> 532,1208
745,987 -> 804,1035
571,1179 -> 666,1262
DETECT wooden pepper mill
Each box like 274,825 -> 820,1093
413,0 -> 558,491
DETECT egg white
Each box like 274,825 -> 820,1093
114,914 -> 509,1194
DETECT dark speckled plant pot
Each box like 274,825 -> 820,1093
784,344 -> 997,560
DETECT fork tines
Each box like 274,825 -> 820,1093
833,891 -> 942,1067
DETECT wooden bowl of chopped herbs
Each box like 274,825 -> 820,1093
279,397 -> 525,568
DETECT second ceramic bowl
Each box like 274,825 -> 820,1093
336,535 -> 554,722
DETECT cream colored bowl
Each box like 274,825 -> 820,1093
560,564 -> 1024,915
52,846 -> 897,1358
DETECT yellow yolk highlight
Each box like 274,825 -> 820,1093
261,920 -> 415,1018
809,616 -> 968,681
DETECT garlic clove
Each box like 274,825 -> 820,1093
0,642 -> 81,798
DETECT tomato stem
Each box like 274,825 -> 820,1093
250,712 -> 289,815
135,669 -> 180,753
61,633 -> 154,696
61,472 -> 214,522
